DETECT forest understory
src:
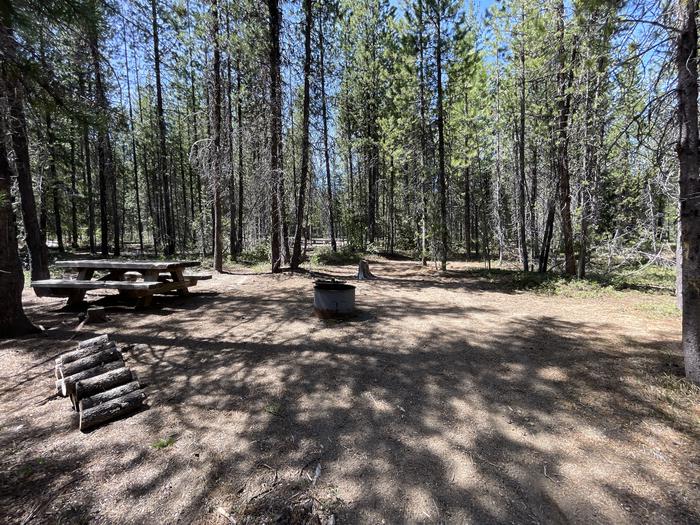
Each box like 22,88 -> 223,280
1,257 -> 698,524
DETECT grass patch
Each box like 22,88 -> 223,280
264,401 -> 285,417
152,436 -> 176,449
606,265 -> 676,294
635,299 -> 680,319
465,264 -> 675,298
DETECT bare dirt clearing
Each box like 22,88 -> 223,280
1,258 -> 699,524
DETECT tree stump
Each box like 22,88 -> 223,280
357,259 -> 376,280
83,307 -> 109,324
79,389 -> 146,432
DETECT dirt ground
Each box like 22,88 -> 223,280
1,258 -> 699,524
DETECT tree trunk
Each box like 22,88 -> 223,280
226,6 -> 236,260
677,0 -> 700,384
529,145 -> 539,269
45,112 -> 64,253
268,0 -> 284,272
415,0 -> 429,265
236,51 -> 244,256
291,0 -> 313,270
0,118 -> 39,336
463,91 -> 471,259
7,83 -> 49,281
319,8 -> 337,252
556,0 -> 576,276
88,21 -> 117,256
539,200 -> 555,273
518,12 -> 528,272
151,0 -> 175,256
69,138 -> 78,248
435,18 -> 448,271
123,26 -> 144,254
210,0 -> 223,272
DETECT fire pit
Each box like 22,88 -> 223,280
314,279 -> 356,318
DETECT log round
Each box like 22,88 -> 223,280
56,359 -> 124,397
58,346 -> 121,379
79,389 -> 146,432
73,367 -> 133,409
79,381 -> 141,411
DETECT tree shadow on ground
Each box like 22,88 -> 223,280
1,264 -> 697,524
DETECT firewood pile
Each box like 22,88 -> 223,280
54,335 -> 146,432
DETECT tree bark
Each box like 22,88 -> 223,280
123,27 -> 144,254
319,8 -> 337,252
44,112 -> 65,253
518,7 -> 528,272
151,0 -> 175,256
435,16 -> 448,271
69,138 -> 78,248
267,0 -> 283,272
236,51 -> 244,256
676,0 -> 700,384
555,0 -> 576,276
6,83 -> 49,281
88,20 -> 118,256
291,0 -> 313,270
210,0 -> 223,272
79,389 -> 145,432
79,381 -> 141,411
0,118 -> 39,336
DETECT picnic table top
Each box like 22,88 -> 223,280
54,260 -> 200,271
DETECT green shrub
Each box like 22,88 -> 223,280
238,241 -> 270,264
311,245 -> 361,266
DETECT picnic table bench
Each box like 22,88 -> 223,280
32,260 -> 211,308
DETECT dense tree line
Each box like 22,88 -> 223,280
1,0 -> 699,383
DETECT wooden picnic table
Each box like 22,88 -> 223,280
32,260 -> 209,308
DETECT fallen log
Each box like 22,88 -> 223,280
77,334 -> 109,349
54,340 -> 114,379
79,381 -> 141,411
79,389 -> 146,432
56,359 -> 124,397
58,347 -> 121,380
72,367 -> 133,409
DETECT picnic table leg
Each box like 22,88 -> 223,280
170,268 -> 191,296
66,268 -> 94,308
136,270 -> 159,308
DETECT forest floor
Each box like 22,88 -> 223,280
1,257 -> 699,524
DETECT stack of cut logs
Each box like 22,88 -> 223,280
54,335 -> 146,432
